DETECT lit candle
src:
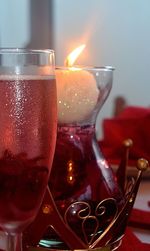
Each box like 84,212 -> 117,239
56,45 -> 99,124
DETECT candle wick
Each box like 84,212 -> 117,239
65,58 -> 71,68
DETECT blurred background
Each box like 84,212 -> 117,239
1,0 -> 150,138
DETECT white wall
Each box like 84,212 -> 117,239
53,0 -> 150,138
0,0 -> 30,48
0,0 -> 54,49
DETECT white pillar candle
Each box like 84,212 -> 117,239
56,68 -> 99,124
56,45 -> 99,124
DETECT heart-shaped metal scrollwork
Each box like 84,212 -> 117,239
64,198 -> 118,245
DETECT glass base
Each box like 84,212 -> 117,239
27,235 -> 123,251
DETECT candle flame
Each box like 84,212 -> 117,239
65,44 -> 86,67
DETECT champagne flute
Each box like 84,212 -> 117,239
0,49 -> 57,251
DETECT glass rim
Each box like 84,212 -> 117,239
0,48 -> 55,55
56,65 -> 115,71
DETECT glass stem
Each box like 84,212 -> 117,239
6,233 -> 22,251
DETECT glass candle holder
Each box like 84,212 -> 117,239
47,66 -> 124,250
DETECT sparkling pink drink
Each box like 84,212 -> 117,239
0,77 -> 57,231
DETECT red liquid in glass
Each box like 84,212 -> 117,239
0,77 -> 57,231
0,150 -> 49,229
48,125 -> 124,248
50,125 -> 123,203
